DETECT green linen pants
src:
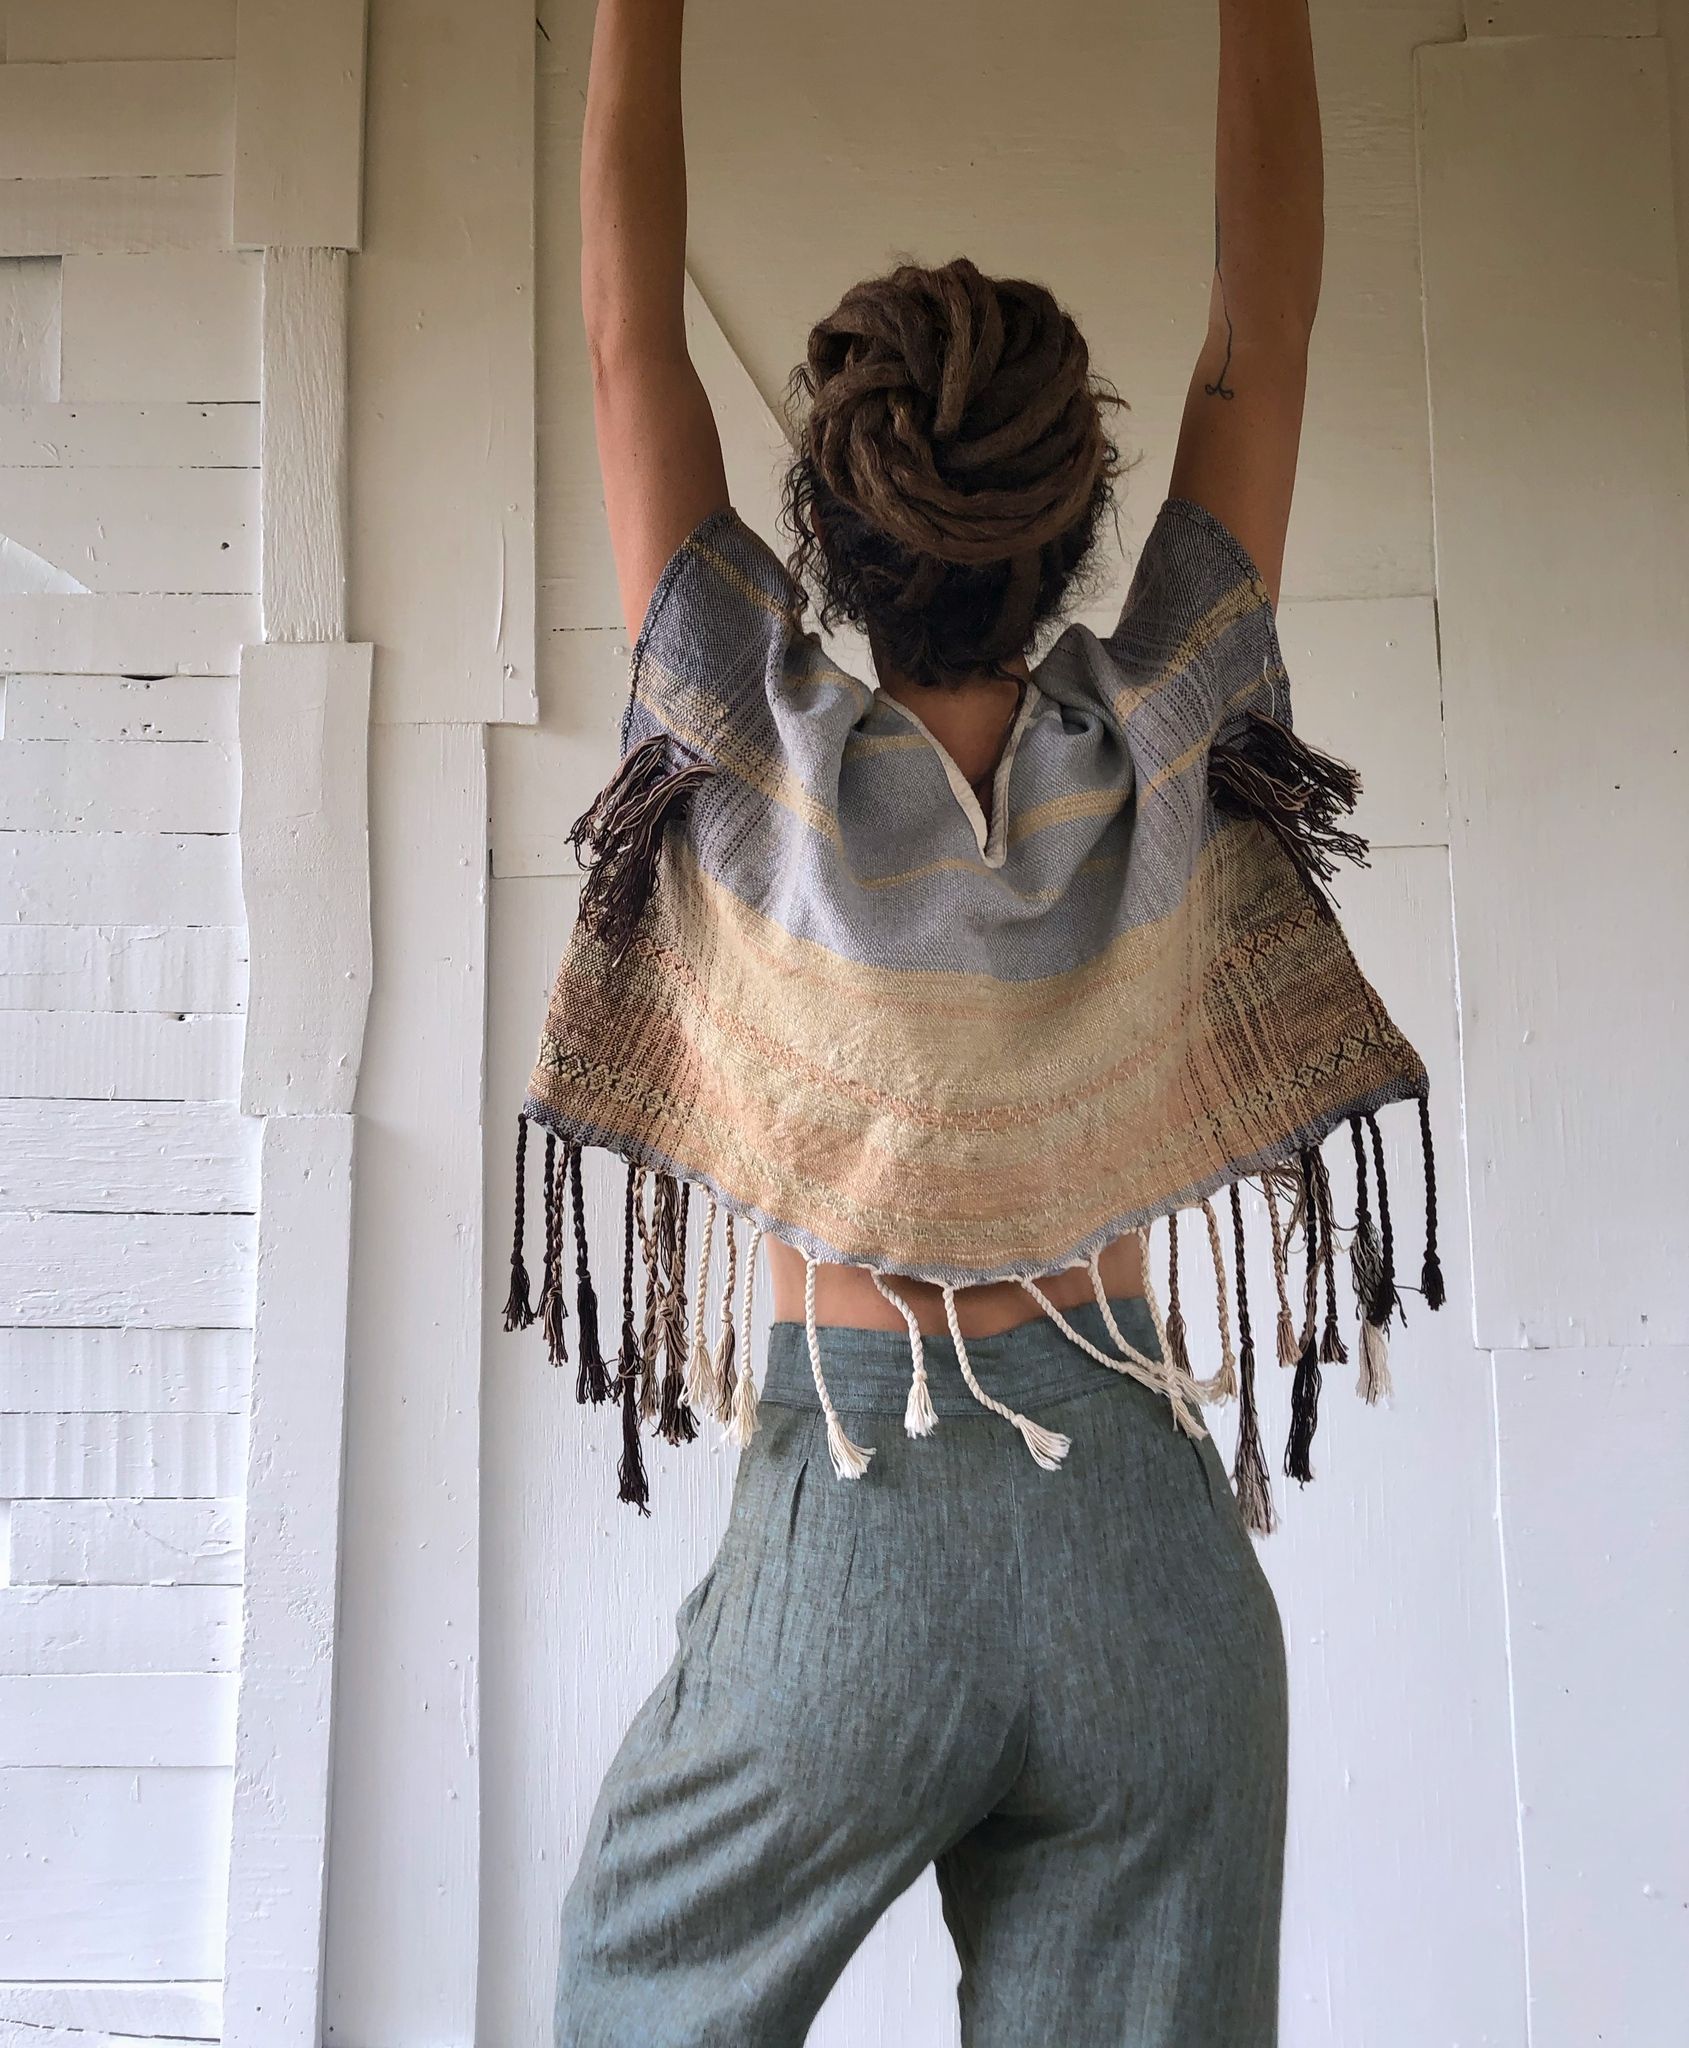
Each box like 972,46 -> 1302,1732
555,1294 -> 1289,2046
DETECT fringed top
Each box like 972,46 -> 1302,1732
507,497 -> 1445,1531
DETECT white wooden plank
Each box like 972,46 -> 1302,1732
238,643 -> 371,1115
0,467 -> 257,594
234,0 -> 368,249
260,248 -> 346,639
0,1103 -> 258,1211
11,1499 -> 242,1584
0,1327 -> 249,1411
0,1213 -> 255,1327
0,1983 -> 218,2044
0,1673 -> 235,1764
0,739 -> 236,829
2,673 -> 237,741
0,594 -> 257,673
325,725 -> 484,2044
223,1114 -> 355,2048
0,1587 -> 237,1671
0,924 -> 246,1012
1467,0 -> 1656,30
1,829 -> 242,924
1417,37 -> 1689,1347
0,258 -> 59,405
0,1010 -> 243,1099
7,0 -> 238,63
1495,1346 -> 1689,2047
0,399 -> 258,468
0,174 -> 230,259
0,1766 -> 231,1977
60,252 -> 260,403
0,61 -> 233,182
0,1413 -> 245,1496
355,0 -> 532,721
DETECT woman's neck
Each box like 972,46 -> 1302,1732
874,658 -> 1030,789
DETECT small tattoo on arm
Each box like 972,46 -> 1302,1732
1204,204 -> 1236,402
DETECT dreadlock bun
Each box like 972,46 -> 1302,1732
782,255 -> 1127,688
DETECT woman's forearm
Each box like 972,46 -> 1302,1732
1211,0 -> 1324,358
580,0 -> 689,363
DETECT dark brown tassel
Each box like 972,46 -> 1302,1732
1228,1182 -> 1276,1535
1363,1112 -> 1403,1330
567,732 -> 716,955
502,1113 -> 536,1332
1417,1090 -> 1446,1310
636,1171 -> 661,1421
568,1141 -> 612,1406
657,1181 -> 698,1447
1311,1147 -> 1348,1366
538,1131 -> 569,1368
1209,709 -> 1369,913
1348,1114 -> 1384,1319
614,1162 -> 649,1513
1164,1213 -> 1193,1380
1285,1148 -> 1323,1484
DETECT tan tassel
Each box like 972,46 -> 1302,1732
728,1222 -> 763,1448
1197,1197 -> 1238,1403
1264,1174 -> 1299,1366
806,1257 -> 875,1479
686,1191 -> 717,1408
711,1214 -> 739,1420
1357,1316 -> 1393,1404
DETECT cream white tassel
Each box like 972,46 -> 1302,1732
804,1255 -> 875,1478
1357,1316 -> 1393,1403
942,1283 -> 1070,1470
870,1269 -> 935,1437
728,1222 -> 763,1448
1024,1272 -> 1208,1441
686,1191 -> 718,1408
1136,1223 -> 1174,1367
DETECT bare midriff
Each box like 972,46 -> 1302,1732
764,1230 -> 1147,1339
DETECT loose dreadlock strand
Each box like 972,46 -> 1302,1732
1285,1148 -> 1323,1484
614,1161 -> 649,1513
1228,1181 -> 1275,1534
1164,1213 -> 1193,1381
538,1131 -> 569,1368
1364,1112 -> 1403,1331
656,1178 -> 697,1446
568,1141 -> 612,1405
1417,1090 -> 1446,1310
1312,1147 -> 1348,1367
502,1113 -> 536,1332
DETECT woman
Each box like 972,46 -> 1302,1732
536,0 -> 1364,2040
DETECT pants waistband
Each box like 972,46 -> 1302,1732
762,1294 -> 1164,1418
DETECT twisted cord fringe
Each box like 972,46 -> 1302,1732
869,1270 -> 936,1437
804,1255 -> 875,1478
942,1283 -> 1070,1471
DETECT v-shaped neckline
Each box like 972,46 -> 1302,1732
873,678 -> 1040,871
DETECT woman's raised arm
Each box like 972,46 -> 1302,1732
1167,0 -> 1324,609
581,0 -> 730,644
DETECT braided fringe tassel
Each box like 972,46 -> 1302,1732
1309,1148 -> 1348,1367
634,1170 -> 660,1421
1285,1147 -> 1323,1484
1418,1090 -> 1446,1310
568,1142 -> 612,1406
686,1192 -> 718,1409
728,1224 -> 763,1447
1164,1214 -> 1194,1381
502,1114 -> 537,1331
805,1256 -> 875,1478
1228,1183 -> 1276,1533
1263,1174 -> 1299,1367
870,1270 -> 936,1437
614,1161 -> 649,1513
711,1216 -> 739,1420
538,1132 -> 569,1369
1193,1197 -> 1238,1403
656,1178 -> 697,1446
1350,1115 -> 1392,1404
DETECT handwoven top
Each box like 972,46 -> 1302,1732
523,494 -> 1426,1288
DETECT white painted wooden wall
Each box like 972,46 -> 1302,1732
5,4 -> 1685,2047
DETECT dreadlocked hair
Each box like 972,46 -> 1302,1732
779,254 -> 1131,690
